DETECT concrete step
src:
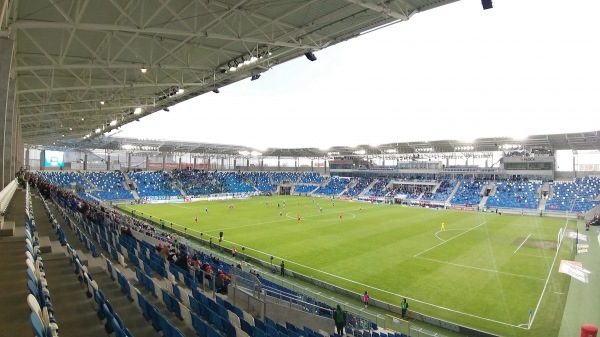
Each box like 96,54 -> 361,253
0,220 -> 15,236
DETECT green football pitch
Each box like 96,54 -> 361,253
117,195 -> 575,337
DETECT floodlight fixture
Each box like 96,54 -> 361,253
100,101 -> 105,105
141,67 -> 147,73
133,107 -> 142,114
251,74 -> 261,81
305,51 -> 317,61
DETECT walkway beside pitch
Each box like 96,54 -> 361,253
558,222 -> 600,337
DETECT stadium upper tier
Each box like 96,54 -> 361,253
34,170 -> 600,214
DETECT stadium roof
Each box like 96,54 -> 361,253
5,0 -> 460,149
52,130 -> 600,158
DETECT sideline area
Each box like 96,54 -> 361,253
558,222 -> 600,336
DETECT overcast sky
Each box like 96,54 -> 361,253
117,0 -> 600,151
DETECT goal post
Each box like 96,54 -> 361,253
384,315 -> 410,336
557,227 -> 564,252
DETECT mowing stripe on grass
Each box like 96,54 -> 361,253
414,221 -> 487,258
247,243 -> 527,329
415,256 -> 545,281
513,233 -> 532,254
514,252 -> 548,258
528,219 -> 572,329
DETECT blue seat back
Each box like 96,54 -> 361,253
191,312 -> 207,337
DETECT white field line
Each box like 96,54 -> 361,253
434,228 -> 464,242
414,221 -> 488,258
415,256 -> 546,281
514,233 -> 532,254
528,221 -> 571,329
122,204 -> 527,329
248,245 -> 527,329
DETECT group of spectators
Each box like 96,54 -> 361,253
28,171 -> 235,295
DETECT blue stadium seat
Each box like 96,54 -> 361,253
240,318 -> 255,337
191,312 -> 207,337
29,311 -> 50,337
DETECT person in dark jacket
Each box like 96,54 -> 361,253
333,305 -> 346,335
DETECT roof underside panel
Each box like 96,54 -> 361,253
8,0 -> 596,155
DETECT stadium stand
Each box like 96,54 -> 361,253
420,179 -> 458,204
213,172 -> 256,193
485,180 -> 541,209
84,171 -> 135,201
129,171 -> 182,198
450,179 -> 486,207
173,169 -> 227,196
545,177 -> 600,212
37,171 -> 94,190
245,172 -> 277,193
313,177 -> 351,196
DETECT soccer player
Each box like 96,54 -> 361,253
441,222 -> 445,231
279,211 -> 283,217
205,207 -> 208,214
297,214 -> 301,222
339,213 -> 343,220
194,215 -> 198,223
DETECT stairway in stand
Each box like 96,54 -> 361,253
0,188 -> 33,336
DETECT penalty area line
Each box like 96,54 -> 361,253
514,233 -> 531,254
414,221 -> 487,258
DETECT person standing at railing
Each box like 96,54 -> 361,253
333,305 -> 346,336
401,298 -> 409,319
363,291 -> 369,308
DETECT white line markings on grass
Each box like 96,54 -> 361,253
513,233 -> 532,254
414,221 -> 487,258
528,220 -> 571,329
415,256 -> 545,281
249,247 -> 527,329
434,229 -> 463,242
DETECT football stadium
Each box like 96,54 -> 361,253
0,1 -> 599,337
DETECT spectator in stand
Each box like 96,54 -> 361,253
333,305 -> 346,336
